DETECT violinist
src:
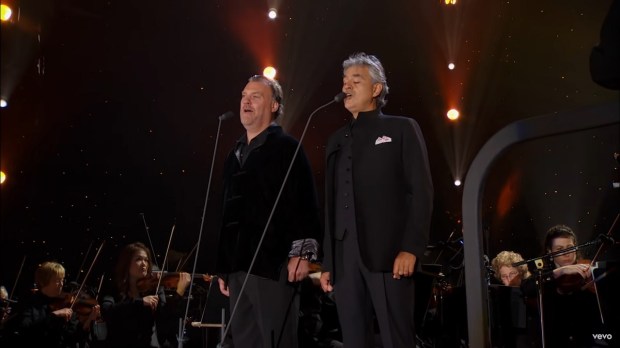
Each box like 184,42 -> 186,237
522,224 -> 603,347
14,261 -> 100,348
101,242 -> 190,348
491,251 -> 531,287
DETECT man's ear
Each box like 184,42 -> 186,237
271,101 -> 279,113
372,83 -> 383,98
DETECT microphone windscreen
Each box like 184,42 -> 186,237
334,92 -> 347,103
218,111 -> 235,121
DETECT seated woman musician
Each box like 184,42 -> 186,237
15,261 -> 100,348
101,242 -> 191,348
491,251 -> 531,287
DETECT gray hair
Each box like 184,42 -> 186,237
343,52 -> 390,108
248,75 -> 284,118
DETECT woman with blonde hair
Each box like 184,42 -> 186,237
491,251 -> 531,286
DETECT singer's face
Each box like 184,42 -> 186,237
342,65 -> 382,118
240,81 -> 277,133
549,237 -> 577,267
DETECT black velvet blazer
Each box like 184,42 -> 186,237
216,125 -> 321,280
322,109 -> 433,283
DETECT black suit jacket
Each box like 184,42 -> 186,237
216,125 -> 321,280
323,109 -> 433,283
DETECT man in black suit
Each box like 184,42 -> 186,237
320,53 -> 433,347
215,75 -> 321,348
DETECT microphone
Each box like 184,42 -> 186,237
221,93 -> 342,348
180,110 -> 232,348
218,111 -> 235,121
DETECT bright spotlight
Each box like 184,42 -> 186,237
268,8 -> 277,19
0,171 -> 6,184
448,63 -> 455,70
454,179 -> 461,186
447,108 -> 459,120
444,0 -> 457,4
0,4 -> 12,21
263,66 -> 277,79
0,99 -> 7,108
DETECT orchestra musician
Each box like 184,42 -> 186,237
491,251 -> 531,287
522,224 -> 604,347
13,261 -> 100,348
101,242 -> 191,348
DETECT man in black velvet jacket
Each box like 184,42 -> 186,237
320,53 -> 433,348
215,75 -> 321,348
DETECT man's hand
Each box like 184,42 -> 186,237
320,272 -> 333,293
287,257 -> 310,282
218,278 -> 230,297
392,251 -> 417,279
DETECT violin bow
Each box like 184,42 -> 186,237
9,255 -> 27,302
74,240 -> 94,284
583,212 -> 619,324
589,213 -> 619,269
95,273 -> 105,302
154,224 -> 176,295
70,240 -> 105,310
140,213 -> 161,271
176,243 -> 198,272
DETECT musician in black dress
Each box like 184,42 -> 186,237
101,242 -> 190,348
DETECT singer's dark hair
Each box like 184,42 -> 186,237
343,52 -> 390,108
249,75 -> 284,119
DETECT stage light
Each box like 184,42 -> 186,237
448,63 -> 455,70
0,4 -> 12,21
268,8 -> 277,19
263,66 -> 277,79
454,179 -> 461,187
0,99 -> 7,108
447,108 -> 459,120
444,0 -> 457,4
0,171 -> 6,184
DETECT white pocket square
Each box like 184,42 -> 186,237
375,135 -> 392,145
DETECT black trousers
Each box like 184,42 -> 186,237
227,268 -> 299,348
334,228 -> 415,348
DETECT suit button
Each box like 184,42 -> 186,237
344,205 -> 349,209
345,133 -> 349,137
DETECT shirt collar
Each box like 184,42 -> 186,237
350,108 -> 381,129
236,122 -> 280,146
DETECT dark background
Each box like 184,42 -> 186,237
1,0 -> 618,317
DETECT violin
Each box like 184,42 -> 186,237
49,291 -> 100,324
136,271 -> 212,294
555,259 -> 595,294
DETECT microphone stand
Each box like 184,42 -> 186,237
220,93 -> 345,348
177,111 -> 234,348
